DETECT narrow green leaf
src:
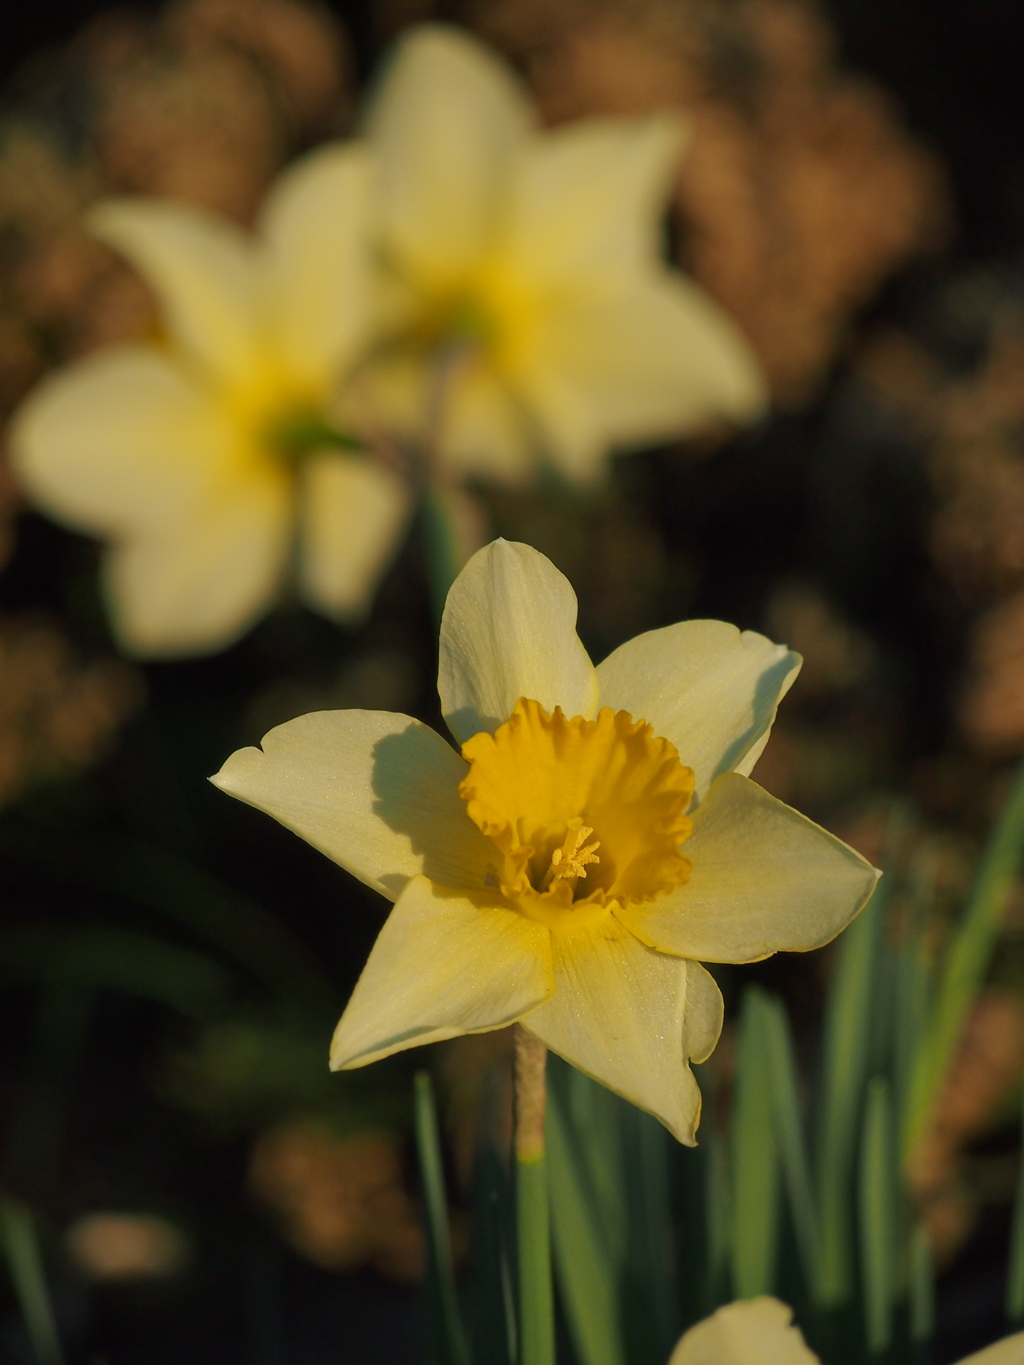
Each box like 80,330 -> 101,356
413,1071 -> 470,1365
422,487 -> 465,622
815,871 -> 888,1306
622,1105 -> 679,1361
563,1062 -> 628,1265
909,1222 -> 935,1342
0,1197 -> 63,1365
547,1087 -> 626,1365
730,987 -> 780,1298
705,1127 -> 731,1311
903,756 -> 1024,1159
764,995 -> 821,1300
859,1077 -> 896,1355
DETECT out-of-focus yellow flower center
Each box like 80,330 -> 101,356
459,697 -> 695,931
407,259 -> 544,372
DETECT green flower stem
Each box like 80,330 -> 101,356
413,1071 -> 470,1365
0,1196 -> 63,1365
422,485 -> 464,623
514,1024 -> 555,1365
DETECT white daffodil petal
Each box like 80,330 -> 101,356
366,24 -> 533,283
259,143 -> 374,387
669,1298 -> 820,1365
525,928 -> 723,1145
617,773 -> 879,963
9,345 -> 234,537
105,467 -> 290,656
438,539 -> 598,744
957,1334 -> 1024,1365
523,276 -> 767,483
330,874 -> 553,1068
211,710 -> 494,900
442,367 -> 536,484
596,619 -> 801,800
298,453 -> 410,620
88,199 -> 259,385
507,113 -> 688,285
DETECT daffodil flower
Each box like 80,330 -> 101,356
668,1298 -> 1023,1365
11,149 -> 410,657
211,541 -> 877,1142
360,26 -> 767,485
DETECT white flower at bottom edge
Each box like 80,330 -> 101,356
211,539 -> 878,1144
668,1298 -> 1024,1365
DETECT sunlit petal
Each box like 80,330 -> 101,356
105,467 -> 290,656
669,1298 -> 819,1365
525,926 -> 723,1144
298,452 -> 410,619
616,773 -> 879,962
9,345 -> 235,537
957,1333 -> 1024,1365
330,874 -> 553,1068
438,539 -> 598,744
88,199 -> 259,386
366,24 -> 533,283
522,276 -> 767,482
596,620 -> 800,800
210,710 -> 494,900
507,113 -> 688,285
259,143 -> 375,387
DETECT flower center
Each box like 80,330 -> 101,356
459,697 -> 695,931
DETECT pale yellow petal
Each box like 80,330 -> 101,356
506,113 -> 688,285
669,1298 -> 819,1365
438,539 -> 598,744
441,366 -> 536,484
211,710 -> 494,900
259,143 -> 374,387
596,620 -> 800,800
524,927 -> 722,1145
104,466 -> 290,656
330,875 -> 553,1068
957,1334 -> 1024,1365
298,453 -> 410,620
520,276 -> 767,483
366,24 -> 532,284
616,773 -> 879,963
88,199 -> 259,385
10,345 -> 234,537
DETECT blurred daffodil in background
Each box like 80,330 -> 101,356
668,1299 -> 1023,1365
11,147 -> 410,657
360,26 -> 767,484
8,21 -> 768,659
212,540 -> 877,1144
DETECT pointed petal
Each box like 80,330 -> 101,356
366,24 -> 532,283
10,345 -> 235,536
669,1298 -> 820,1365
507,113 -> 688,285
617,774 -> 879,964
330,875 -> 553,1068
298,453 -> 410,620
105,467 -> 290,656
525,925 -> 723,1144
522,276 -> 767,482
211,710 -> 495,900
438,539 -> 598,745
88,199 -> 259,385
596,619 -> 800,800
956,1334 -> 1024,1365
259,143 -> 374,387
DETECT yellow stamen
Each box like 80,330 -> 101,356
459,698 -> 695,931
